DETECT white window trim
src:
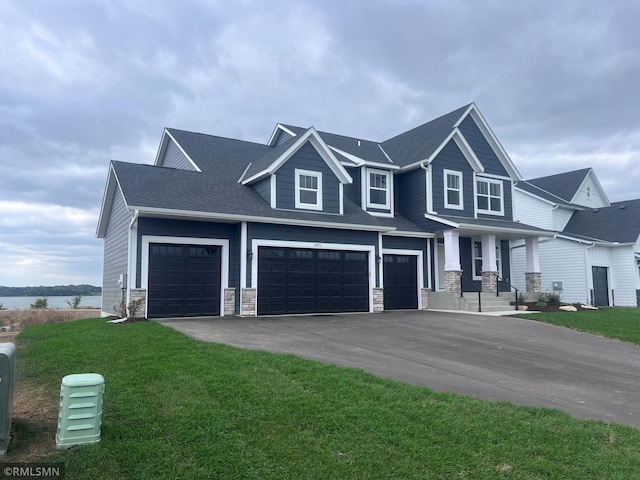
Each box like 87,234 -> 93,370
295,169 -> 323,211
141,236 -> 230,318
443,169 -> 464,210
471,239 -> 502,280
365,168 -> 392,211
475,177 -> 504,216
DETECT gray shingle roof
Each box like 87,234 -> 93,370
381,104 -> 471,167
562,199 -> 640,243
515,181 -> 577,208
527,168 -> 591,202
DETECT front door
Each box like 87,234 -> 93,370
592,266 -> 609,307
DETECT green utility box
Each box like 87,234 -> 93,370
0,343 -> 16,459
56,373 -> 105,450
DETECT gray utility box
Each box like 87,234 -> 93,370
0,343 -> 16,459
56,373 -> 105,450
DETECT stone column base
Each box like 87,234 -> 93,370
420,288 -> 431,310
224,288 -> 236,316
130,289 -> 147,318
373,288 -> 384,313
636,289 -> 640,307
241,288 -> 257,317
481,271 -> 499,293
525,272 -> 542,293
443,270 -> 462,294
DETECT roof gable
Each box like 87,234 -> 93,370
527,168 -> 590,203
241,127 -> 352,185
154,129 -> 201,172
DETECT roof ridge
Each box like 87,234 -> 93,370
166,127 -> 268,147
382,103 -> 472,144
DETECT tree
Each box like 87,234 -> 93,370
30,297 -> 48,309
67,296 -> 82,309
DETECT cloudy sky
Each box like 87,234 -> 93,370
1,0 -> 639,287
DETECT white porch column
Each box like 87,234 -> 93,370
481,234 -> 497,272
525,237 -> 542,293
443,230 -> 462,293
525,237 -> 540,273
443,229 -> 461,271
481,233 -> 498,293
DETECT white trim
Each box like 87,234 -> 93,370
294,169 -> 323,211
157,129 -> 202,173
237,162 -> 252,183
141,236 -> 230,317
443,169 -> 464,210
365,167 -> 392,211
475,177 -> 505,216
327,146 -> 400,169
383,230 -> 434,238
378,144 -> 395,164
267,123 -> 298,146
127,206 -> 396,232
127,210 -> 139,306
250,239 -> 377,313
270,174 -> 277,208
422,163 -> 436,215
424,212 -> 459,228
339,183 -> 344,215
240,222 -> 248,289
382,248 -> 425,309
571,169 -> 611,207
378,232 -> 384,288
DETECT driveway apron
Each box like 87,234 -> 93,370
158,310 -> 640,428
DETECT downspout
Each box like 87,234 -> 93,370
127,210 -> 139,310
585,241 -> 596,305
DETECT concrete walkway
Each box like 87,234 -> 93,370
158,310 -> 640,428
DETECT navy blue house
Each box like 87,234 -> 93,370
96,103 -> 551,318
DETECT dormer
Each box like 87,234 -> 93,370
241,127 -> 352,215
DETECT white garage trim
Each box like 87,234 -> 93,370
141,235 -> 230,317
382,248 -> 424,309
250,239 -> 376,313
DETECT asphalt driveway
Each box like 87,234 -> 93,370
158,310 -> 640,428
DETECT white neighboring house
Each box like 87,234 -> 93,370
512,168 -> 640,307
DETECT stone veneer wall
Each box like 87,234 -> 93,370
525,272 -> 542,293
443,270 -> 462,294
420,288 -> 431,310
130,289 -> 147,318
224,288 -> 236,316
241,288 -> 257,317
481,271 -> 498,293
373,288 -> 384,313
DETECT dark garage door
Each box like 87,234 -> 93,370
383,254 -> 418,310
257,247 -> 369,315
148,243 -> 221,318
592,266 -> 610,307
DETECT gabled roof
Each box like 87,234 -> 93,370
277,124 -> 394,167
241,127 -> 352,184
381,104 -> 471,169
563,199 -> 640,244
527,168 -> 592,203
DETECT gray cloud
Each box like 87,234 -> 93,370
0,0 -> 639,286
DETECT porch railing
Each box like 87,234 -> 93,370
458,272 -> 482,312
497,275 -> 520,311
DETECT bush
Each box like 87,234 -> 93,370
30,297 -> 48,309
66,295 -> 82,309
0,303 -> 5,311
536,301 -> 548,309
547,292 -> 562,303
113,297 -> 145,319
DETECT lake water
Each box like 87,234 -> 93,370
0,296 -> 102,310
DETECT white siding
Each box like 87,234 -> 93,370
512,238 -> 589,304
513,189 -> 554,229
609,246 -> 637,306
552,207 -> 574,231
573,175 -> 607,208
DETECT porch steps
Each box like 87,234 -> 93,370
461,292 -> 516,313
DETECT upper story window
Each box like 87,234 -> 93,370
366,169 -> 391,210
295,169 -> 323,211
444,170 -> 463,210
586,186 -> 592,199
476,178 -> 503,215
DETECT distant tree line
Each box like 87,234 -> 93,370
0,284 -> 102,297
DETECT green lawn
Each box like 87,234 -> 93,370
14,318 -> 640,479
518,307 -> 640,345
